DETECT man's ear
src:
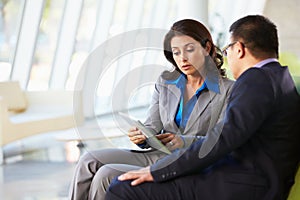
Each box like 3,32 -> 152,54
237,41 -> 246,58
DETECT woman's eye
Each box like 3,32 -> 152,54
172,51 -> 180,56
186,48 -> 194,52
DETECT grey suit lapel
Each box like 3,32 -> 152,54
166,84 -> 181,131
184,90 -> 217,133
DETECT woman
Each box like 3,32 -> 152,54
68,19 -> 234,200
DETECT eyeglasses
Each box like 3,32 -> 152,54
222,41 -> 238,56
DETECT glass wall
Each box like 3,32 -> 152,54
0,0 -> 179,117
28,0 -> 66,90
0,0 -> 24,81
1,0 -> 298,117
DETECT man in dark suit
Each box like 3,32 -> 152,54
105,15 -> 300,200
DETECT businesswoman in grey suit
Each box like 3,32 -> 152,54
68,19 -> 234,200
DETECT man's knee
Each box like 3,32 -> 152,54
106,177 -> 133,200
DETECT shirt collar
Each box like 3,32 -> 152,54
195,82 -> 207,95
253,58 -> 278,68
165,73 -> 219,93
165,73 -> 186,88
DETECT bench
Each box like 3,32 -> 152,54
0,81 -> 84,163
287,165 -> 300,200
288,76 -> 300,199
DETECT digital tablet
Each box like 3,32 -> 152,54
118,112 -> 171,154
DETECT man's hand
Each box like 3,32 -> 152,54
118,166 -> 153,186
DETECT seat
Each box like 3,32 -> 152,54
287,165 -> 300,200
0,81 -> 84,163
292,76 -> 300,94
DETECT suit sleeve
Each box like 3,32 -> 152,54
150,68 -> 275,182
143,75 -> 164,133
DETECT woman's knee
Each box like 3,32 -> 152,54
94,164 -> 125,187
76,151 -> 105,173
78,151 -> 97,164
78,148 -> 125,166
89,164 -> 127,199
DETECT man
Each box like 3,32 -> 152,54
105,15 -> 300,200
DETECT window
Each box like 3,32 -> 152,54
0,0 -> 24,81
27,0 -> 66,90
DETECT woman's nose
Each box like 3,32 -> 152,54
180,53 -> 188,61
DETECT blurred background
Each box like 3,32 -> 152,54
0,0 -> 299,199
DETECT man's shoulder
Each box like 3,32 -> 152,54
236,67 -> 269,85
239,61 -> 282,79
230,67 -> 274,99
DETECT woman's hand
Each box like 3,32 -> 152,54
128,127 -> 147,145
156,133 -> 184,151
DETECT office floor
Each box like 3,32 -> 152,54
0,112 -> 142,200
0,160 -> 75,200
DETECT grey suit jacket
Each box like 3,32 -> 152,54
143,70 -> 234,148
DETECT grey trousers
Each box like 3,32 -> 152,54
68,148 -> 166,200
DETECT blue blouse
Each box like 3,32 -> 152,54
166,74 -> 207,130
138,73 -> 220,148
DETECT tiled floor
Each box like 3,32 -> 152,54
0,160 -> 75,200
0,111 -> 144,200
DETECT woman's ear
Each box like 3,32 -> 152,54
205,41 -> 212,56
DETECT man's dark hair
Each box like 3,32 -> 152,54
229,15 -> 279,59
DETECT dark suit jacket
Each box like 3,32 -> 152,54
150,62 -> 300,200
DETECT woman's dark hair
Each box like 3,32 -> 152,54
164,19 -> 226,77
